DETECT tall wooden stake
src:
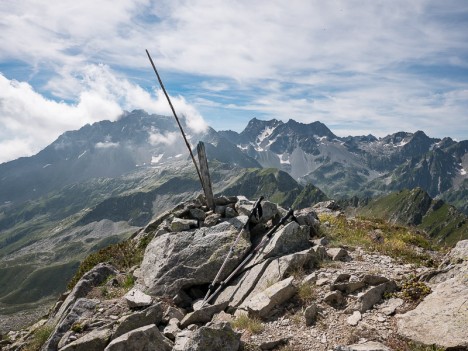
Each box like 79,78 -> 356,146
197,142 -> 215,210
145,49 -> 206,193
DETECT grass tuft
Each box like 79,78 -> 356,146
318,214 -> 439,266
231,314 -> 264,334
23,325 -> 54,351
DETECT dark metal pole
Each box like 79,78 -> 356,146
145,49 -> 204,189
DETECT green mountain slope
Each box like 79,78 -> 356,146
359,188 -> 468,245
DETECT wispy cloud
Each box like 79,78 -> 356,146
0,0 -> 467,162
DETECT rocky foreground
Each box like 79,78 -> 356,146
1,196 -> 467,351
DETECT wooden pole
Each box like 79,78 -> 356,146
197,142 -> 215,211
145,49 -> 204,189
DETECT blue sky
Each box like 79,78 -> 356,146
0,0 -> 467,163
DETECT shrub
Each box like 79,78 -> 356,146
297,282 -> 317,304
231,314 -> 264,334
23,325 -> 54,351
67,240 -> 143,289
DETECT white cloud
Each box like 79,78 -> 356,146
0,0 -> 467,160
0,67 -> 207,163
95,142 -> 119,149
148,131 -> 178,146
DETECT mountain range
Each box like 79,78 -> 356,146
0,109 -> 467,322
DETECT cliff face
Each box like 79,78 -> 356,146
2,196 -> 467,351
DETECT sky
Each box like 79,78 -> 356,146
1,0 -> 467,164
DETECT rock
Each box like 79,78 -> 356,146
397,241 -> 468,349
331,280 -> 366,294
379,298 -> 403,316
140,221 -> 251,297
226,215 -> 249,230
334,341 -> 391,351
189,208 -> 206,221
179,322 -> 240,351
327,248 -> 351,261
225,206 -> 238,218
112,303 -> 163,338
50,263 -> 118,325
211,311 -> 233,324
214,259 -> 273,309
215,205 -> 226,216
163,306 -> 186,323
304,303 -> 318,326
215,196 -> 237,206
124,288 -> 152,308
346,311 -> 361,326
105,324 -> 172,351
60,328 -> 112,351
163,318 -> 181,341
171,218 -> 197,232
242,277 -> 296,318
323,291 -> 345,308
173,329 -> 194,351
362,275 -> 389,286
302,272 -> 317,285
253,222 -> 311,263
43,298 -> 99,351
311,237 -> 329,246
259,337 -> 289,350
314,200 -> 341,211
180,301 -> 228,328
143,210 -> 172,233
204,213 -> 222,227
295,207 -> 320,236
357,281 -> 397,313
316,278 -> 329,286
245,249 -> 317,300
312,245 -> 329,260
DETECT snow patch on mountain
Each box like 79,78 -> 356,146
151,154 -> 164,164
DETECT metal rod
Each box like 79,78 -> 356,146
203,208 -> 294,306
201,196 -> 264,306
145,49 -> 204,189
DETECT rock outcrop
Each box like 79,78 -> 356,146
397,239 -> 468,349
4,197 -> 466,351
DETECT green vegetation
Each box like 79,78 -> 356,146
67,239 -> 144,290
0,261 -> 79,304
319,213 -> 438,266
297,282 -> 318,304
231,314 -> 264,334
398,278 -> 432,302
23,324 -> 54,351
359,188 -> 468,245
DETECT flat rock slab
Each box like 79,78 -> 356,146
334,341 -> 391,351
242,277 -> 296,319
61,328 -> 112,351
113,303 -> 163,339
180,302 -> 228,328
124,288 -> 152,308
140,221 -> 251,297
397,272 -> 468,349
105,324 -> 172,351
179,322 -> 240,351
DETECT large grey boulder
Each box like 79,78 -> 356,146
51,263 -> 118,325
251,222 -> 311,265
140,221 -> 251,297
112,303 -> 163,339
241,277 -> 296,319
60,328 -> 112,351
397,240 -> 468,349
43,298 -> 99,351
178,322 -> 240,351
105,324 -> 172,351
